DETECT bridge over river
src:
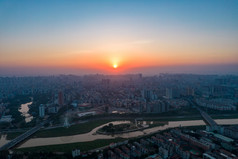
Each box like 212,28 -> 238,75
0,121 -> 47,151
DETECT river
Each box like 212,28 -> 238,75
0,118 -> 237,149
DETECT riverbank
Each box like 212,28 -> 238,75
16,125 -> 207,153
97,122 -> 146,135
1,118 -> 237,153
96,122 -> 166,135
33,120 -> 115,138
5,120 -> 117,140
10,118 -> 237,150
18,138 -> 126,153
4,113 -> 238,140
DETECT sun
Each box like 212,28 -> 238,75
113,64 -> 118,69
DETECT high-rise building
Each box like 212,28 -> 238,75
166,88 -> 173,99
187,87 -> 195,96
146,104 -> 151,113
58,91 -> 64,106
141,90 -> 154,102
147,100 -> 169,113
140,102 -> 144,113
39,104 -> 45,118
165,88 -> 179,99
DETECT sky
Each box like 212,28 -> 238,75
0,0 -> 238,75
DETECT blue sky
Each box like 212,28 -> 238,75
0,0 -> 238,75
1,0 -> 237,33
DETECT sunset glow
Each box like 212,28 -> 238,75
0,0 -> 238,75
1,1 -> 238,156
113,64 -> 118,69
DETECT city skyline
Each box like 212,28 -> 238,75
1,1 -> 238,157
0,0 -> 238,75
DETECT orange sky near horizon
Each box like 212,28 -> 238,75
1,26 -> 238,73
1,0 -> 238,75
1,41 -> 237,74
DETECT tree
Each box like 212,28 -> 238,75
108,123 -> 113,128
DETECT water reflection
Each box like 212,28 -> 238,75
19,101 -> 33,123
0,135 -> 8,146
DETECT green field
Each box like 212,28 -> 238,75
210,114 -> 238,119
6,112 -> 238,140
17,138 -> 125,153
16,125 -> 208,153
6,132 -> 25,140
6,120 -> 115,140
33,120 -> 117,138
6,120 -> 166,140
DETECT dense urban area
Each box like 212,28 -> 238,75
0,74 -> 238,159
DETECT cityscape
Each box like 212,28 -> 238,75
0,74 -> 238,158
1,0 -> 238,159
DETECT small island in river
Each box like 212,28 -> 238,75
96,122 -> 147,135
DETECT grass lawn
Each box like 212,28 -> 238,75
6,113 -> 238,140
32,120 -> 116,138
144,116 -> 202,121
181,125 -> 206,130
5,120 -> 115,140
17,138 -> 125,153
210,114 -> 238,119
11,124 -> 227,154
6,132 -> 25,140
144,113 -> 238,122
